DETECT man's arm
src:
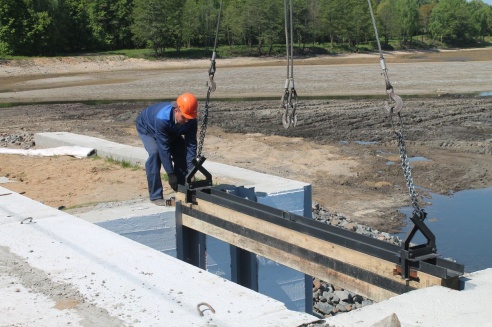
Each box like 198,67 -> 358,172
155,119 -> 175,174
184,119 -> 198,171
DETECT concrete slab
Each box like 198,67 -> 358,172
0,186 -> 320,327
325,269 -> 492,327
72,199 -> 178,257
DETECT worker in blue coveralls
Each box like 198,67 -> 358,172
136,93 -> 198,206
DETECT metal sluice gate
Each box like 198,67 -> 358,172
175,158 -> 464,303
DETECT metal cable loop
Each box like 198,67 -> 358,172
281,0 -> 298,129
368,0 -> 402,114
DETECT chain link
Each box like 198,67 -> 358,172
392,113 -> 421,212
196,0 -> 223,159
196,85 -> 213,158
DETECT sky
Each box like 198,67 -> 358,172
469,0 -> 492,5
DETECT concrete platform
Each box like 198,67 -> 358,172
325,268 -> 492,327
0,186 -> 320,327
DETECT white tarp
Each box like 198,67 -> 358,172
0,146 -> 96,158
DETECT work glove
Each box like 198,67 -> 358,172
168,173 -> 178,192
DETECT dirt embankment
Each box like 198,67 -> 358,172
1,50 -> 491,233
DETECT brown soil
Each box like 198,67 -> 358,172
1,49 -> 491,233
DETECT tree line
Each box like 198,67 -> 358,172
1,0 -> 491,57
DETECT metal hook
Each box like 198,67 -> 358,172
281,86 -> 291,128
21,217 -> 33,224
384,90 -> 403,114
196,302 -> 216,317
207,75 -> 216,93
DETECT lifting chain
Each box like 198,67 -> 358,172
196,52 -> 215,159
391,113 -> 422,213
281,0 -> 298,128
367,0 -> 421,214
196,0 -> 223,159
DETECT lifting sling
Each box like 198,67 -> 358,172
281,0 -> 298,129
367,0 -> 437,279
184,0 -> 224,196
196,0 -> 224,160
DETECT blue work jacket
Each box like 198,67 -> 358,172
136,102 -> 197,174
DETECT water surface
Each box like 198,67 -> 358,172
394,187 -> 492,273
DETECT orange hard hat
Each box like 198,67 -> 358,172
176,93 -> 198,119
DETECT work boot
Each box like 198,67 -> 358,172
165,197 -> 176,207
151,199 -> 166,206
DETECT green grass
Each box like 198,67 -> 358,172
4,37 -> 492,62
92,155 -> 143,171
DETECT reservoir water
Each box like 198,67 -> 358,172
394,187 -> 492,273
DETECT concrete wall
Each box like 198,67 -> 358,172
35,132 -> 313,313
87,184 -> 313,313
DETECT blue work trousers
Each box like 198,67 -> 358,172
138,132 -> 187,200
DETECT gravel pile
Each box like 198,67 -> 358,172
310,202 -> 402,319
312,202 -> 402,246
0,132 -> 35,149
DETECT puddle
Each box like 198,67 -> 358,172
339,140 -> 379,145
386,156 -> 430,166
478,91 -> 492,97
355,141 -> 378,145
407,156 -> 430,162
394,187 -> 492,273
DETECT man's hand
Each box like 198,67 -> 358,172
168,173 -> 178,191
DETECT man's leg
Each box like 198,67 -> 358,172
138,132 -> 163,200
170,137 -> 188,185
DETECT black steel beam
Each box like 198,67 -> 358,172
191,187 -> 464,279
180,204 -> 417,295
176,201 -> 207,269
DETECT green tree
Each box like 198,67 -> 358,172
429,0 -> 476,45
132,0 -> 183,54
0,0 -> 30,55
222,0 -> 244,47
64,0 -> 93,52
242,0 -> 263,48
87,0 -> 135,51
182,0 -> 200,48
377,0 -> 400,47
306,0 -> 323,46
196,0 -> 220,50
396,0 -> 420,44
320,0 -> 346,48
343,0 -> 371,50
468,0 -> 492,42
259,0 -> 282,55
419,3 -> 435,41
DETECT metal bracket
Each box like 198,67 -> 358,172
399,210 -> 438,280
181,156 -> 213,203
